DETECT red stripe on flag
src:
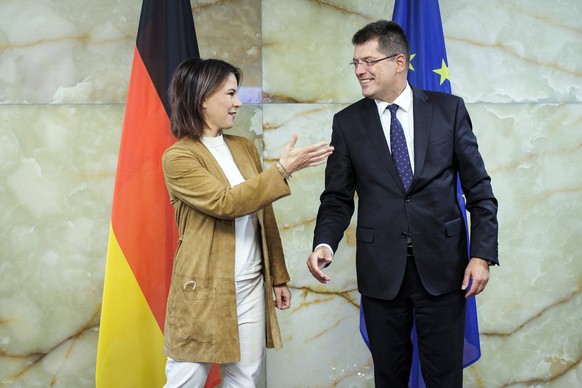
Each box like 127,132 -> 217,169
111,46 -> 177,331
205,365 -> 221,388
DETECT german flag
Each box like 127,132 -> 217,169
96,1 -> 219,386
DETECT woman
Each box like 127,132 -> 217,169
161,58 -> 333,387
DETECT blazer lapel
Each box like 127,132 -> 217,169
361,99 -> 404,190
411,88 -> 432,191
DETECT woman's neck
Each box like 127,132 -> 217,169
203,127 -> 222,138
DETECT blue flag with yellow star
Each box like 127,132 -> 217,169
393,0 -> 451,92
394,0 -> 481,385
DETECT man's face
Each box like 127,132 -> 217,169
353,38 -> 402,102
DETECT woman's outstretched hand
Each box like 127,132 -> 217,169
278,134 -> 334,174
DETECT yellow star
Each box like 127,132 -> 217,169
409,53 -> 416,71
433,59 -> 450,85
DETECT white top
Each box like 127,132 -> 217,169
201,135 -> 262,280
375,82 -> 415,172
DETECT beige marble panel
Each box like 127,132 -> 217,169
441,0 -> 582,103
193,0 -> 262,93
463,103 -> 582,386
262,0 -> 393,103
0,104 -> 121,386
0,0 -> 140,104
0,0 -> 261,104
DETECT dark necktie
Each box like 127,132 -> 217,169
387,104 -> 413,191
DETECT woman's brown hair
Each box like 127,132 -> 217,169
168,58 -> 242,140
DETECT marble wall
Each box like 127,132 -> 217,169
1,0 -> 580,387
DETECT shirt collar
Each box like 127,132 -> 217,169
374,82 -> 412,115
201,133 -> 225,148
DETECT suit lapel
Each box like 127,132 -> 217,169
411,89 -> 432,191
361,99 -> 404,190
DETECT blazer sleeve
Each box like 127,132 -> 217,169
248,140 -> 290,285
313,114 -> 356,252
162,141 -> 291,220
454,98 -> 499,263
263,203 -> 290,285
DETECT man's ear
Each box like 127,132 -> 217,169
395,53 -> 408,73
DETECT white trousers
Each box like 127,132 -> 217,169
164,275 -> 266,388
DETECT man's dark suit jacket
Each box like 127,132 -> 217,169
313,88 -> 498,300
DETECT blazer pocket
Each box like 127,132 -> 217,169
167,282 -> 217,346
445,217 -> 463,237
356,227 -> 374,243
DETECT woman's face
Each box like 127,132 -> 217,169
202,73 -> 242,136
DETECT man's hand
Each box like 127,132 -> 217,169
462,257 -> 491,298
307,246 -> 333,283
274,284 -> 291,310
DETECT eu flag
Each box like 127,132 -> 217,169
393,0 -> 452,93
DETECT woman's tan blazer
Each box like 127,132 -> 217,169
161,135 -> 291,363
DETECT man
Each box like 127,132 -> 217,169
307,20 -> 498,387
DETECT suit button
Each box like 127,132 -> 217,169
405,196 -> 411,202
400,232 -> 408,239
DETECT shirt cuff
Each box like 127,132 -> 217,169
315,243 -> 334,257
